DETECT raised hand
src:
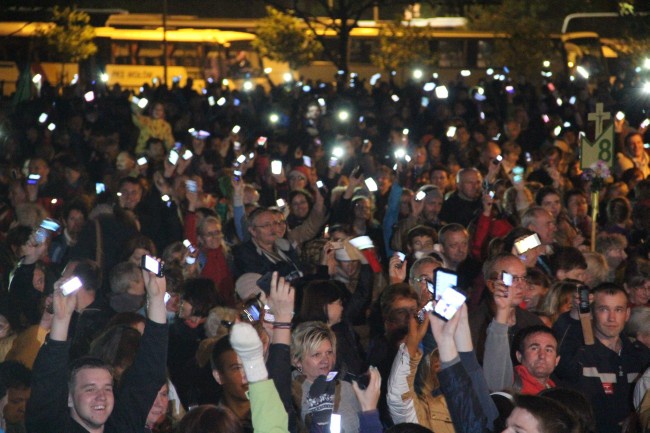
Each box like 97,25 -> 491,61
267,272 -> 295,323
406,313 -> 429,357
351,366 -> 381,412
388,254 -> 407,284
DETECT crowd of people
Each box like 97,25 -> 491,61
0,64 -> 648,433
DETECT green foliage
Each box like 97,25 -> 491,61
252,6 -> 322,71
37,6 -> 97,63
468,0 -> 556,81
371,19 -> 438,72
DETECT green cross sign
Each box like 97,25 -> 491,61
580,123 -> 614,169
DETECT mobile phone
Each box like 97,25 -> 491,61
276,198 -> 286,207
493,154 -> 503,165
396,252 -> 406,262
61,276 -> 83,296
415,190 -> 427,201
137,157 -> 148,166
256,271 -> 274,295
349,236 -> 374,250
34,218 -> 61,244
421,96 -> 429,107
271,160 -> 282,175
343,372 -> 370,390
578,285 -> 591,314
182,149 -> 193,160
433,268 -> 458,299
433,286 -> 466,321
164,292 -> 171,304
446,126 -> 457,138
84,91 -> 94,102
27,174 -> 41,185
525,152 -> 532,163
316,180 -> 324,189
141,255 -> 164,278
488,190 -> 495,199
241,302 -> 261,322
303,156 -> 312,167
330,241 -> 344,250
417,300 -> 435,323
183,239 -> 197,254
186,180 -> 198,193
513,165 -> 524,184
257,136 -> 268,147
234,170 -> 242,181
502,272 -> 513,287
328,157 -> 339,168
641,118 -> 650,129
95,183 -> 106,195
232,125 -> 241,134
364,177 -> 378,192
233,141 -> 241,151
615,111 -> 625,121
514,233 -> 541,255
168,150 -> 179,165
324,225 -> 330,237
236,154 -> 246,164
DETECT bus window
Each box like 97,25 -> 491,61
111,41 -> 131,65
476,39 -> 496,68
436,39 -> 465,68
350,38 -> 375,64
137,42 -> 163,66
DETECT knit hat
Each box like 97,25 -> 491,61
235,273 -> 263,301
288,166 -> 310,181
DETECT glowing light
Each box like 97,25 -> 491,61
391,94 -> 400,102
38,113 -> 48,123
576,65 -> 590,79
432,72 -> 439,79
569,96 -> 576,105
222,79 -> 230,86
161,194 -> 170,202
217,97 -> 226,106
47,123 -> 56,131
403,128 -> 409,135
84,91 -> 94,102
100,72 -> 109,82
370,73 -> 381,86
645,58 -> 650,69
264,67 -> 272,74
208,96 -> 215,106
568,61 -> 574,68
643,82 -> 650,93
412,69 -> 423,80
70,74 -> 79,85
423,82 -> 436,92
283,72 -> 293,83
269,113 -> 280,124
543,60 -> 550,68
460,69 -> 471,77
332,147 -> 345,158
394,148 -> 406,159
137,98 -> 149,109
32,74 -> 42,84
51,198 -> 58,204
556,98 -> 563,106
435,86 -> 449,99
563,121 -> 571,127
337,110 -> 350,121
486,68 -> 494,75
553,126 -> 562,136
243,81 -> 253,91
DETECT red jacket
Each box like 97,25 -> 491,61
471,214 -> 514,261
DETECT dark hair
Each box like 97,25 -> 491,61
177,405 -> 243,433
502,227 -> 536,255
74,259 -> 103,293
563,189 -> 586,209
438,223 -> 467,245
117,176 -> 142,191
592,282 -> 629,302
299,280 -> 346,324
535,186 -> 561,206
106,312 -> 147,329
89,325 -> 141,382
527,267 -> 551,288
550,246 -> 587,275
288,189 -> 313,209
63,198 -> 89,221
606,197 -> 631,226
6,225 -> 32,249
624,256 -> 650,289
181,278 -> 221,318
512,394 -> 577,433
210,335 -> 233,372
123,235 -> 157,261
380,283 -> 418,319
68,356 -> 114,390
513,325 -> 557,356
0,360 -> 31,389
539,387 -> 595,433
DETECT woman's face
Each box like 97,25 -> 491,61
146,384 -> 169,427
567,194 -> 588,218
339,260 -> 360,277
289,174 -> 308,191
541,193 -> 562,219
129,248 -> 151,265
297,339 -> 335,382
559,294 -> 573,314
152,103 -> 165,120
502,407 -> 542,433
327,299 -> 344,326
290,194 -> 310,219
627,281 -> 650,306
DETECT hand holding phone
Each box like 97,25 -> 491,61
141,255 -> 164,278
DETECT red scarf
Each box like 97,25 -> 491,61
200,246 -> 235,307
514,364 -> 555,395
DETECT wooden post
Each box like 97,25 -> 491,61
590,190 -> 598,252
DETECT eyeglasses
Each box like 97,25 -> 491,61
202,230 -> 223,238
254,221 -> 287,230
413,276 -> 431,283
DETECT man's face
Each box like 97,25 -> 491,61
627,281 -> 650,306
605,247 -> 627,271
458,171 -> 482,201
377,174 -> 392,194
627,134 -> 644,158
4,387 -> 30,423
410,235 -> 435,254
119,182 -> 142,210
441,231 -> 468,268
199,220 -> 223,250
69,368 -> 114,431
422,195 -> 443,221
488,256 -> 528,306
385,296 -> 418,337
516,332 -> 559,381
412,261 -> 440,302
249,211 -> 284,247
528,212 -> 556,245
28,159 -> 49,182
65,209 -> 86,237
430,170 -> 449,192
305,104 -> 320,120
593,292 -> 630,340
213,350 -> 249,402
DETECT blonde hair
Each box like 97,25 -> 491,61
291,321 -> 336,365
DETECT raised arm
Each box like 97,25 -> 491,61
482,283 -> 515,392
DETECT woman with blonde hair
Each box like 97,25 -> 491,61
539,280 -> 580,324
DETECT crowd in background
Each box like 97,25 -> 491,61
0,65 -> 648,433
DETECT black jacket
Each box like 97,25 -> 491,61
26,319 -> 168,433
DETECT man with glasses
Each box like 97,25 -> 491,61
197,215 -> 235,306
469,253 -> 543,364
233,207 -> 300,279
